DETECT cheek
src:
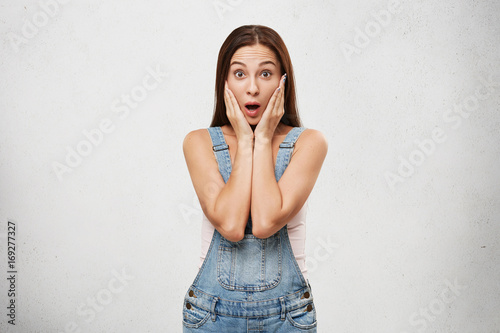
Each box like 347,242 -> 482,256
263,85 -> 278,102
226,78 -> 239,91
226,76 -> 239,91
266,79 -> 280,94
227,83 -> 244,103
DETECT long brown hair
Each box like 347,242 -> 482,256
210,25 -> 302,127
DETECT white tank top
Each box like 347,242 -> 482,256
199,199 -> 309,280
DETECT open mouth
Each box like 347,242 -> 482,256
244,103 -> 261,117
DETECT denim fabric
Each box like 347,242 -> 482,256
182,126 -> 316,332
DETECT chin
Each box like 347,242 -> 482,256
245,115 -> 262,126
245,117 -> 261,126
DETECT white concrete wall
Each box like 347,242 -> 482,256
1,0 -> 499,332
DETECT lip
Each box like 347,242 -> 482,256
244,101 -> 261,117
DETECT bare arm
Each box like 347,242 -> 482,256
183,129 -> 253,242
251,129 -> 328,238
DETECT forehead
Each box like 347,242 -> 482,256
230,44 -> 278,65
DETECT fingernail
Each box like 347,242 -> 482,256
283,73 -> 287,82
277,87 -> 281,92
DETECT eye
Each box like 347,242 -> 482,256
261,71 -> 271,78
234,70 -> 245,78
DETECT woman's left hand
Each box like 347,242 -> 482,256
254,73 -> 286,141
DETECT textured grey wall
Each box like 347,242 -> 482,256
0,0 -> 499,332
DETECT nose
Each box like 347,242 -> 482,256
246,77 -> 259,96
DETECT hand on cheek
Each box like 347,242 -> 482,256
224,80 -> 254,142
255,73 -> 286,141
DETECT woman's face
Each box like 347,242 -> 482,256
227,44 -> 282,126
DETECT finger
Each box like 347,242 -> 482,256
224,86 -> 232,113
278,74 -> 286,112
227,87 -> 244,119
271,83 -> 283,117
224,88 -> 236,121
225,81 -> 233,108
266,85 -> 281,115
226,86 -> 237,108
273,74 -> 286,112
225,83 -> 240,118
278,92 -> 285,119
276,74 -> 286,116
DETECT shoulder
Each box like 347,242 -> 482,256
183,128 -> 209,144
296,128 -> 328,155
182,128 -> 212,155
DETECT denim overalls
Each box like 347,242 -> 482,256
182,126 -> 317,332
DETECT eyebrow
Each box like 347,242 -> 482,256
230,60 -> 277,67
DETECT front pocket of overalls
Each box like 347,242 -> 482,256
217,233 -> 282,291
286,302 -> 317,330
182,299 -> 211,329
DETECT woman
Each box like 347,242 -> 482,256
182,25 -> 327,332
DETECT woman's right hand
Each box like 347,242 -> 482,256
224,81 -> 254,143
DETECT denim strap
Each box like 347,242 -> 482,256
275,127 -> 306,181
207,127 -> 232,184
211,296 -> 219,322
279,296 -> 286,321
